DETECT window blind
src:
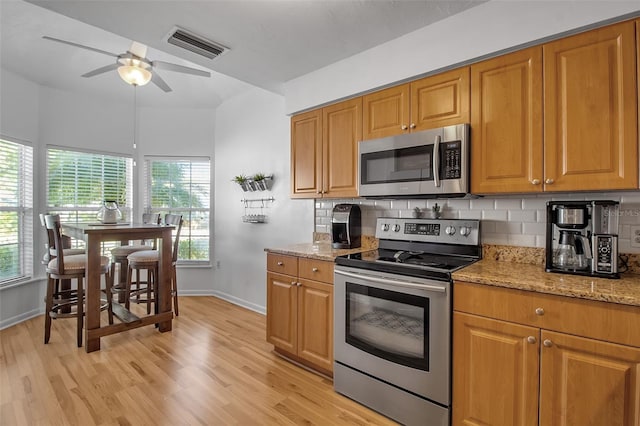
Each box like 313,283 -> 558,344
144,157 -> 210,263
0,139 -> 34,285
46,147 -> 133,254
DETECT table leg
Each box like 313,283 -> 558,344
85,235 -> 102,352
157,229 -> 173,332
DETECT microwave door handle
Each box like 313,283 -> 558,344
433,134 -> 441,187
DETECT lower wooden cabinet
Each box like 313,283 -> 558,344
453,282 -> 640,426
266,253 -> 334,375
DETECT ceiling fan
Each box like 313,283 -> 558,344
42,36 -> 211,92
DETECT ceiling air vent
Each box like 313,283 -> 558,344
165,27 -> 228,60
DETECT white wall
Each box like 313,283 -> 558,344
213,87 -> 313,313
284,1 -> 640,114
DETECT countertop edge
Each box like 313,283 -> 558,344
453,260 -> 640,307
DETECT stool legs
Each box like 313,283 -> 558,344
171,266 -> 179,317
44,276 -> 55,344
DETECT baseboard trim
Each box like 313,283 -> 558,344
0,308 -> 44,330
210,290 -> 266,315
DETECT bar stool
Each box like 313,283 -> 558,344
110,213 -> 160,303
43,214 -> 113,347
126,214 -> 183,315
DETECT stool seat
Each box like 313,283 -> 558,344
127,250 -> 159,263
47,255 -> 110,273
111,244 -> 153,257
42,248 -> 85,263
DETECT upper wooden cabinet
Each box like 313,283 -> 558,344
543,20 -> 638,191
290,109 -> 322,198
472,20 -> 638,194
290,98 -> 361,198
322,98 -> 362,198
362,67 -> 470,140
471,46 -> 543,193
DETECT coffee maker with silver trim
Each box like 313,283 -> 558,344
545,200 -> 620,278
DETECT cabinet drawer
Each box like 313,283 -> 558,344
298,258 -> 334,284
454,281 -> 640,347
267,253 -> 298,276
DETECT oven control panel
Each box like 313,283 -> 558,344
376,218 -> 480,245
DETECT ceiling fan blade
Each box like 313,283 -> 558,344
81,63 -> 119,78
43,36 -> 119,58
152,61 -> 211,77
151,72 -> 172,92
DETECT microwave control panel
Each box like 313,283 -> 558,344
442,141 -> 461,179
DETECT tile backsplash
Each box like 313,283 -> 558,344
315,192 -> 640,253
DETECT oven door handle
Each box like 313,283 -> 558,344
335,269 -> 447,293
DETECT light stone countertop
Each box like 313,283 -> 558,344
264,242 -> 371,262
453,259 -> 640,307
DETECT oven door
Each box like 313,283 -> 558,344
358,124 -> 469,197
334,265 -> 451,405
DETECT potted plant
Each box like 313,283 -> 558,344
431,203 -> 442,219
252,173 -> 269,191
232,174 -> 252,192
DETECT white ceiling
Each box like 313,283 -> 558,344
1,0 -> 486,108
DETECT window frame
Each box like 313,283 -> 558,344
0,136 -> 34,287
144,156 -> 211,265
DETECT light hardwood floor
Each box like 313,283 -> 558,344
0,296 -> 398,425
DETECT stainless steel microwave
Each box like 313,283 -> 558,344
358,124 -> 469,198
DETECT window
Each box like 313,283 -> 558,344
145,157 -> 210,263
46,147 -> 133,254
0,138 -> 33,285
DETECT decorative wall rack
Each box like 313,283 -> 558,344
241,197 -> 275,223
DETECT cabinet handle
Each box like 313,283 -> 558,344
527,336 -> 537,344
401,125 -> 408,130
545,178 -> 554,184
535,307 -> 545,316
531,179 -> 541,185
409,123 -> 416,129
277,261 -> 284,266
543,339 -> 553,347
297,282 -> 302,287
290,281 -> 296,286
312,267 -> 318,272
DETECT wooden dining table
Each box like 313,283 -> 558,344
62,222 -> 175,353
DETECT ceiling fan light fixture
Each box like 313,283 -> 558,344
118,64 -> 152,86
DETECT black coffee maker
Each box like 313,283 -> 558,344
332,204 -> 361,249
545,200 -> 619,278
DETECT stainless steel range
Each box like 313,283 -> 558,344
334,217 -> 481,426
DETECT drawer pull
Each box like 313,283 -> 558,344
312,267 -> 319,272
543,339 -> 553,348
297,282 -> 302,287
527,336 -> 537,344
277,261 -> 284,266
535,307 -> 545,316
291,281 -> 296,286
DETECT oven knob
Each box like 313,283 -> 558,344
392,224 -> 401,232
445,225 -> 456,236
459,226 -> 471,237
381,223 -> 389,232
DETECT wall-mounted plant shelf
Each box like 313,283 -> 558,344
233,174 -> 273,192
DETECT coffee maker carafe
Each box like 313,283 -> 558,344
546,200 -> 619,278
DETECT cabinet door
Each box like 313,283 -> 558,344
470,46 -> 543,194
544,21 -> 638,191
291,109 -> 322,198
266,272 -> 297,353
410,67 -> 470,131
297,278 -> 333,373
453,312 -> 540,426
362,84 -> 410,140
540,330 -> 640,426
322,98 -> 362,198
